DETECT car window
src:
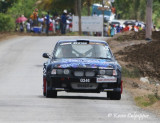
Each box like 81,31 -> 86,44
54,42 -> 112,59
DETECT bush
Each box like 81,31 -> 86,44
135,95 -> 158,108
0,13 -> 15,32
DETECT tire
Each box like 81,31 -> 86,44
43,92 -> 46,96
43,77 -> 46,96
107,91 -> 121,100
46,82 -> 57,98
46,90 -> 57,98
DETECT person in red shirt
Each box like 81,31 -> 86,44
124,24 -> 129,32
49,22 -> 53,34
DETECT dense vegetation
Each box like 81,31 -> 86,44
0,0 -> 160,32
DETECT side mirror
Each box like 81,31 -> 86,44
42,53 -> 50,58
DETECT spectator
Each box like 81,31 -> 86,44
139,25 -> 143,31
61,10 -> 67,34
52,17 -> 56,34
93,12 -> 97,16
20,23 -> 24,32
107,24 -> 111,37
104,24 -> 108,37
45,12 -> 50,35
110,25 -> 115,37
26,20 -> 31,32
116,25 -> 121,33
134,25 -> 139,32
111,5 -> 116,14
68,17 -> 72,32
124,24 -> 129,31
49,21 -> 53,34
55,17 -> 60,34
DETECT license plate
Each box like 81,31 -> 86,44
80,78 -> 90,83
71,83 -> 98,89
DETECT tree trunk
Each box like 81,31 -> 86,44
78,0 -> 82,35
145,0 -> 153,40
87,0 -> 91,16
74,0 -> 78,15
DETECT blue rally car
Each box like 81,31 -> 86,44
42,39 -> 122,100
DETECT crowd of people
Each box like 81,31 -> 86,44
16,8 -> 158,37
104,22 -> 145,37
17,9 -> 73,35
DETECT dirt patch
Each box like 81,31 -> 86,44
148,101 -> 160,116
114,31 -> 145,41
108,31 -> 160,42
0,32 -> 19,42
116,40 -> 160,80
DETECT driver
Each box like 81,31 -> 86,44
61,44 -> 76,58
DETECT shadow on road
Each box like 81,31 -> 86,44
38,95 -> 109,100
58,96 -> 109,100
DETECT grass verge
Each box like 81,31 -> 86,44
135,94 -> 160,108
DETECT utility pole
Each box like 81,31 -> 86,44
102,0 -> 104,37
78,0 -> 82,35
145,0 -> 153,41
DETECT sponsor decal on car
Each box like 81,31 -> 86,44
97,76 -> 117,83
54,59 -> 116,69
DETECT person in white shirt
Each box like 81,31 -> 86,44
26,21 -> 31,32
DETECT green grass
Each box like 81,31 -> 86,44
135,95 -> 159,108
122,67 -> 141,78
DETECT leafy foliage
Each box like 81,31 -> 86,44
0,13 -> 15,31
37,0 -> 77,14
0,0 -> 16,13
0,0 -> 160,32
7,0 -> 37,18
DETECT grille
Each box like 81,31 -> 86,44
74,71 -> 95,77
74,71 -> 84,77
56,69 -> 63,75
85,71 -> 95,77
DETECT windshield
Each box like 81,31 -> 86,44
54,42 -> 113,59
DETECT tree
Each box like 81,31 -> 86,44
0,0 -> 16,13
37,0 -> 76,14
7,0 -> 37,18
146,0 -> 153,40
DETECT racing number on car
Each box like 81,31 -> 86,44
80,79 -> 90,83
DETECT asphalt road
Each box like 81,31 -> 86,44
0,36 -> 159,123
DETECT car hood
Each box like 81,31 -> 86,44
51,58 -> 117,69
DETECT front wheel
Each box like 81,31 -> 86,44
43,77 -> 46,96
107,91 -> 121,100
46,82 -> 57,98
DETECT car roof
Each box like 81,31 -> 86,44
57,39 -> 108,45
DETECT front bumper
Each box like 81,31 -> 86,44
46,75 -> 121,93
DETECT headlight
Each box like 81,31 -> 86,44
51,69 -> 56,74
64,69 -> 70,75
99,69 -> 117,76
99,70 -> 106,75
106,70 -> 113,76
113,69 -> 117,76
